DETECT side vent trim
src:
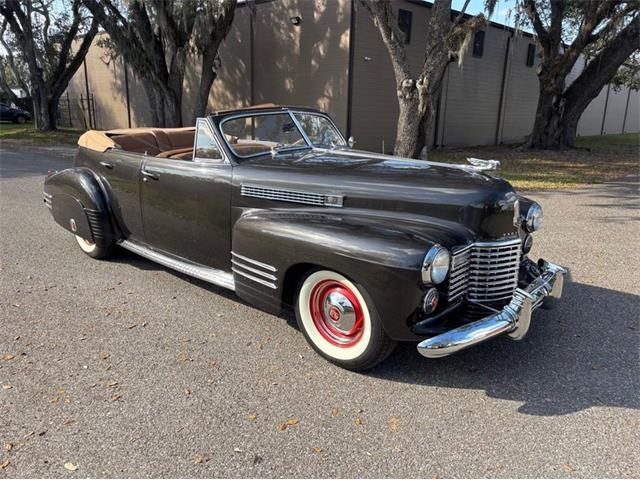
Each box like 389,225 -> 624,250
241,184 -> 343,207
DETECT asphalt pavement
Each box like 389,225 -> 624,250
1,142 -> 638,478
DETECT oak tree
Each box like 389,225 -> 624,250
360,0 -> 495,158
521,0 -> 639,149
0,0 -> 98,130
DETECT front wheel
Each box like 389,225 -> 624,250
295,270 -> 396,371
74,235 -> 114,259
15,115 -> 27,124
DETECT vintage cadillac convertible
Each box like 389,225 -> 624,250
43,105 -> 567,370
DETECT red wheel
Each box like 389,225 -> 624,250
295,270 -> 396,370
309,280 -> 365,348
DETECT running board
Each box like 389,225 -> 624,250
118,240 -> 235,291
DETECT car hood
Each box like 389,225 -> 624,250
235,149 -> 520,241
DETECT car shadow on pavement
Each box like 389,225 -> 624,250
108,251 -> 639,417
370,281 -> 640,417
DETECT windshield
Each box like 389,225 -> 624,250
294,112 -> 345,147
220,111 -> 346,158
221,113 -> 308,158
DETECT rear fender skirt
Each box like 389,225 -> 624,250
44,167 -> 116,245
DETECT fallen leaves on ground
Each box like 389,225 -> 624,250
50,388 -> 70,404
286,418 -> 299,426
194,453 -> 203,464
2,384 -> 12,390
63,462 -> 78,471
111,394 -> 122,402
4,444 -> 11,451
1,354 -> 14,361
330,407 -> 339,417
0,460 -> 10,469
388,417 -> 401,431
246,414 -> 257,421
311,447 -> 322,454
277,423 -> 287,431
184,388 -> 191,396
354,416 -> 363,425
563,463 -> 576,473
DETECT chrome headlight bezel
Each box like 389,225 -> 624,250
421,245 -> 451,285
524,202 -> 543,232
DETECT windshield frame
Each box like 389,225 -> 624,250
217,109 -> 347,160
218,110 -> 311,160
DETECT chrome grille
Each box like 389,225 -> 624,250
448,238 -> 521,305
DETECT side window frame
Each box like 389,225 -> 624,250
193,117 -> 227,164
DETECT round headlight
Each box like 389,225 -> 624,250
422,245 -> 451,285
525,202 -> 543,232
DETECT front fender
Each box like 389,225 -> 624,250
44,167 -> 116,245
232,209 -> 471,341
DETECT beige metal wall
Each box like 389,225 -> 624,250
64,7 -> 252,129
251,0 -> 351,131
65,0 -> 638,147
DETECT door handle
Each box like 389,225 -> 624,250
100,161 -> 114,169
141,169 -> 159,181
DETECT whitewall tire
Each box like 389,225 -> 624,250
295,270 -> 396,370
74,235 -> 113,259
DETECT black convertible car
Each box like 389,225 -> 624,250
43,105 -> 567,370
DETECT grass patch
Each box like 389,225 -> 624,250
430,133 -> 639,190
0,122 -> 82,145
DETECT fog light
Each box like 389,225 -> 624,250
422,288 -> 439,315
523,234 -> 533,254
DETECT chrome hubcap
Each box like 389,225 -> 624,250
323,291 -> 357,334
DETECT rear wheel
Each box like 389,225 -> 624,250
295,270 -> 396,370
74,235 -> 114,259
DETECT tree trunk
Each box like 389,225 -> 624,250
525,78 -> 566,149
394,94 -> 422,157
192,53 -> 217,123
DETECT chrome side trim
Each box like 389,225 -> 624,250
230,252 -> 278,289
417,260 -> 568,358
118,240 -> 235,291
43,191 -> 52,209
231,259 -> 277,281
232,267 -> 277,289
241,184 -> 343,208
231,251 -> 277,272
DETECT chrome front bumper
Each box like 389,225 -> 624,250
417,260 -> 568,358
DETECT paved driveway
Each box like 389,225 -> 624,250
1,143 -> 638,478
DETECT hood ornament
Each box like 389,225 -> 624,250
467,157 -> 500,171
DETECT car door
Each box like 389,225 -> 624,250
77,148 -> 146,241
140,118 -> 232,271
0,104 -> 8,121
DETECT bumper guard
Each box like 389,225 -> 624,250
417,260 -> 568,358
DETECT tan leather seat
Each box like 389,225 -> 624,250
170,150 -> 194,160
112,133 -> 161,155
157,147 -> 193,159
233,143 -> 271,156
151,130 -> 172,151
165,130 -> 194,150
